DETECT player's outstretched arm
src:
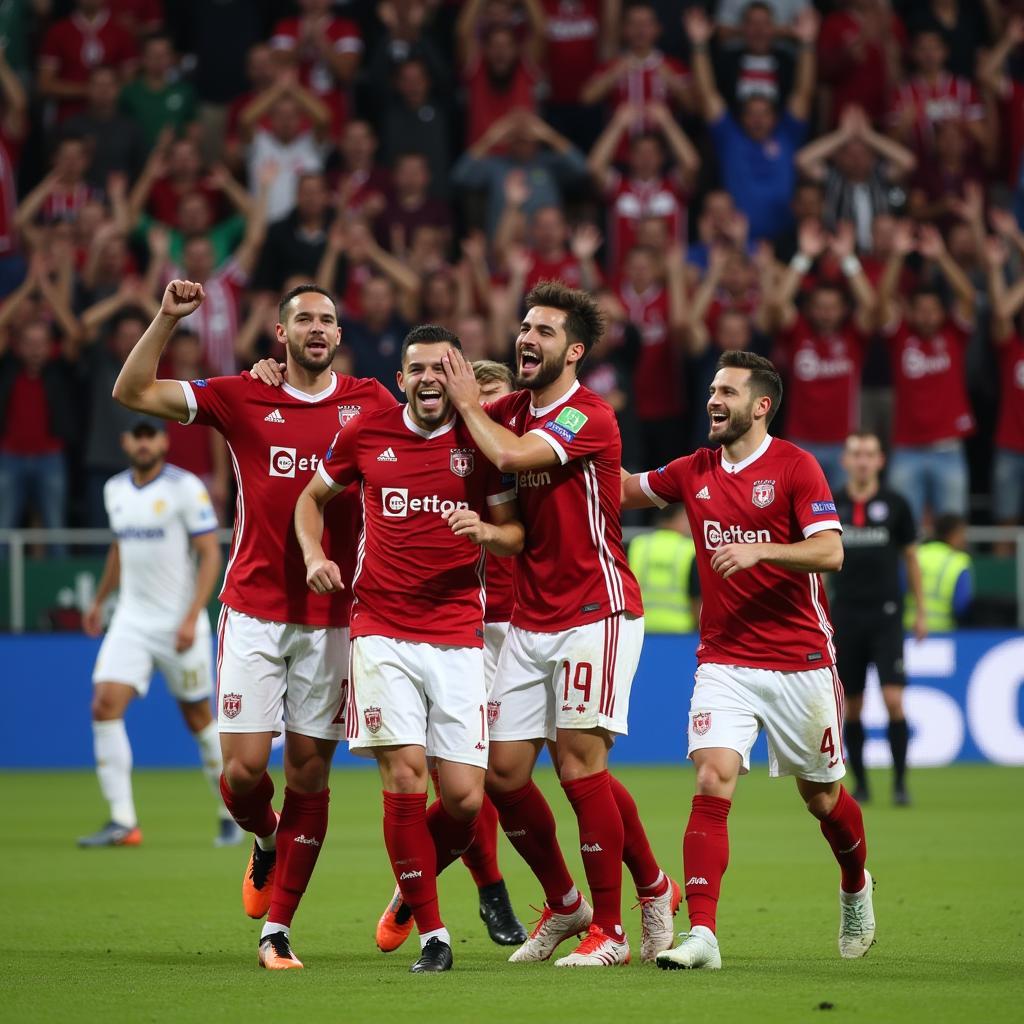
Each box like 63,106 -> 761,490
620,469 -> 660,511
444,500 -> 525,556
295,472 -> 344,594
711,530 -> 844,580
441,348 -> 560,473
112,281 -> 205,421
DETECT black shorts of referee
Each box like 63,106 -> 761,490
832,601 -> 906,696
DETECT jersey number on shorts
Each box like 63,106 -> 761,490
181,670 -> 199,693
560,661 -> 593,712
331,679 -> 349,726
820,726 -> 839,768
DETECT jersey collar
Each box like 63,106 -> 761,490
720,434 -> 773,474
282,372 -> 337,403
530,379 -> 580,418
402,404 -> 455,439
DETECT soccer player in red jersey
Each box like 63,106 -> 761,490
621,350 -> 876,970
441,282 -> 680,968
112,280 -> 397,970
294,327 -> 525,974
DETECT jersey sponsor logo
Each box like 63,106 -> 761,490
793,348 -> 853,381
692,711 -> 711,736
517,469 -> 551,488
381,487 -> 470,519
337,404 -> 361,426
811,501 -> 838,515
703,519 -> 771,549
269,446 -> 320,478
487,700 -> 501,727
696,485 -> 711,500
902,345 -> 951,379
450,447 -> 475,477
191,378 -> 208,388
364,706 -> 383,734
376,447 -> 398,462
544,420 -> 576,444
115,527 -> 167,540
264,408 -> 285,423
222,692 -> 242,719
842,526 -> 890,547
752,479 -> 775,508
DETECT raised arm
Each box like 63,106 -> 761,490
979,16 -> 1024,92
521,0 -> 548,67
111,281 -> 205,421
858,112 -> 917,180
878,219 -> 915,328
829,221 -> 877,332
233,162 -> 275,276
795,112 -> 855,182
918,224 -> 976,325
769,220 -> 827,331
456,0 -> 486,68
787,7 -> 820,122
647,102 -> 701,187
683,7 -> 725,122
580,56 -> 627,107
0,46 -> 27,141
587,104 -> 635,189
983,234 -> 1018,342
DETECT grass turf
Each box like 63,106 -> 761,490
8,763 -> 1022,1023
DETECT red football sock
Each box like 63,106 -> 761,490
609,773 -> 665,894
218,771 -> 277,837
426,799 -> 478,875
683,794 -> 731,932
267,787 -> 328,927
488,780 -> 576,909
382,791 -> 442,934
562,770 -> 625,938
820,786 -> 867,893
460,794 -> 503,888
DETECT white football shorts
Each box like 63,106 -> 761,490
348,635 -> 489,768
215,607 -> 349,741
687,662 -> 847,783
93,612 -> 213,702
487,613 -> 644,742
483,620 -> 510,693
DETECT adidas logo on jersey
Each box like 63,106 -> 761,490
696,485 -> 711,500
686,876 -> 709,886
264,408 -> 285,423
377,447 -> 398,462
580,843 -> 604,853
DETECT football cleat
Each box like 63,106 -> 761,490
479,880 -> 528,946
656,926 -> 722,970
507,896 -> 593,963
376,884 -> 415,952
554,924 -> 631,967
258,931 -> 303,970
893,786 -> 911,807
839,870 -> 876,959
637,877 -> 682,963
214,818 -> 245,848
409,936 -> 453,973
77,821 -> 142,848
242,841 -> 277,919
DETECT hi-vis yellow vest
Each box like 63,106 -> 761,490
628,529 -> 697,633
904,540 -> 972,632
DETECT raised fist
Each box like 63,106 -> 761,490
161,280 -> 205,319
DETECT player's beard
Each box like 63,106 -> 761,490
287,335 -> 337,373
515,342 -> 567,392
709,401 -> 755,446
409,386 -> 452,430
129,452 -> 163,473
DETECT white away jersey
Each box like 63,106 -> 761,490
103,464 -> 219,629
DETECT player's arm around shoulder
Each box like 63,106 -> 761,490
112,280 -> 205,423
621,457 -> 689,510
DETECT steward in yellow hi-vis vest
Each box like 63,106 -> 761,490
904,516 -> 973,632
627,507 -> 700,633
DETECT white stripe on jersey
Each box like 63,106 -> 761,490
222,441 -> 246,596
582,458 -> 625,613
349,481 -> 369,614
475,545 -> 487,622
808,572 -> 838,664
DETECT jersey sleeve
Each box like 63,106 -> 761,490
177,375 -> 237,431
179,473 -> 219,536
790,453 -> 843,538
636,458 -> 690,509
485,459 -> 517,508
371,378 -> 400,409
892,493 -> 918,547
317,416 -> 363,492
528,398 -> 617,465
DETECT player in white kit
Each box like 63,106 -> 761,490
79,418 -> 239,847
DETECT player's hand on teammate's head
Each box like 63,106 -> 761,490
440,347 -> 481,411
161,280 -> 205,319
305,557 -> 345,594
443,507 -> 491,546
249,358 -> 286,386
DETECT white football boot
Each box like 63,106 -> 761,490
507,897 -> 593,963
554,924 -> 631,967
838,870 -> 876,958
655,926 -> 722,970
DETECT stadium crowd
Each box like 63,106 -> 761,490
1,0 -> 1023,539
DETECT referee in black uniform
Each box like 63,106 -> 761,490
832,432 -> 927,806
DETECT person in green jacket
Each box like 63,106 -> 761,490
627,505 -> 701,633
904,514 -> 973,633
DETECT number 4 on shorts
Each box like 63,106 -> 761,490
820,726 -> 840,768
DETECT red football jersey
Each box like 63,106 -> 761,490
522,250 -> 592,294
639,436 -> 842,671
616,282 -> 684,420
996,336 -> 1024,454
318,406 -> 515,647
605,173 -> 687,279
888,73 -> 983,156
773,318 -> 868,444
542,0 -> 602,104
884,317 -> 975,446
486,382 -> 644,631
485,551 -> 516,623
180,371 -> 396,627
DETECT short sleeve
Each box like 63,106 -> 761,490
892,493 -> 917,547
790,453 -> 843,538
528,400 -> 617,466
485,460 -> 517,508
317,417 -> 362,492
180,474 -> 219,535
102,477 -> 117,520
637,458 -> 690,509
177,375 -> 235,431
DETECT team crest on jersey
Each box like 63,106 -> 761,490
692,711 -> 711,736
222,693 -> 242,720
338,404 -> 361,427
487,700 -> 501,727
364,706 -> 383,734
153,499 -> 167,515
450,448 -> 475,477
751,479 -> 776,508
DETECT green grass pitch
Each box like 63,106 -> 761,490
9,763 -> 1022,1023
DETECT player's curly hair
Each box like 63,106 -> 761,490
525,280 -> 605,356
717,350 -> 784,425
278,284 -> 338,323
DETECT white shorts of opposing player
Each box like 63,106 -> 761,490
215,607 -> 349,740
348,635 -> 489,768
487,613 -> 644,742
